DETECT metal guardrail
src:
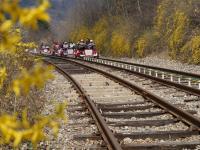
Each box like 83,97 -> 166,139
99,57 -> 200,79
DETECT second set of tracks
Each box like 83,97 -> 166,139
44,56 -> 200,150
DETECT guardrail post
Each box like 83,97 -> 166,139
198,81 -> 200,89
178,76 -> 181,84
129,65 -> 132,70
155,71 -> 158,77
170,74 -> 173,82
149,69 -> 152,76
188,78 -> 191,87
139,67 -> 141,73
134,66 -> 136,71
162,72 -> 165,79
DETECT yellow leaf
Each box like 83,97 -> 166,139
0,20 -> 12,32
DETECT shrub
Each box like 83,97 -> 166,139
92,17 -> 110,54
181,35 -> 200,64
110,31 -> 131,57
70,26 -> 90,42
168,10 -> 189,59
135,31 -> 159,57
0,0 -> 66,148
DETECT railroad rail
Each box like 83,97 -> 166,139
43,56 -> 200,149
71,56 -> 200,119
82,57 -> 200,96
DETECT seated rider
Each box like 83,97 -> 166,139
78,39 -> 86,50
63,42 -> 68,50
87,40 -> 95,49
86,38 -> 90,45
69,42 -> 75,49
53,41 -> 60,51
40,42 -> 46,50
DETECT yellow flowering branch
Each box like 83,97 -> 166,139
0,103 -> 67,148
12,63 -> 54,96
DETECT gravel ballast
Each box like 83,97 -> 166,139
38,57 -> 200,149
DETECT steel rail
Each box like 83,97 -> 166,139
55,57 -> 200,130
43,59 -> 122,150
78,57 -> 200,97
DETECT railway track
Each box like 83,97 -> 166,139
83,57 -> 200,94
43,56 -> 200,149
69,57 -> 200,119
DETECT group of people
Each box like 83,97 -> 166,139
40,39 -> 96,52
77,39 -> 95,50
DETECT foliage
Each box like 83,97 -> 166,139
135,35 -> 147,58
92,17 -> 110,54
70,26 -> 90,42
12,63 -> 54,96
0,103 -> 66,147
168,10 -> 188,59
135,30 -> 159,58
181,35 -> 200,64
0,0 -> 66,148
68,0 -> 200,63
110,30 -> 131,57
154,0 -> 172,36
0,0 -> 50,53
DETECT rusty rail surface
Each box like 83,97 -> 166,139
41,55 -> 200,149
77,57 -> 200,97
43,55 -> 200,129
61,57 -> 200,129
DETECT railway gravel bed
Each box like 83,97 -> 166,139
44,57 -> 200,149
